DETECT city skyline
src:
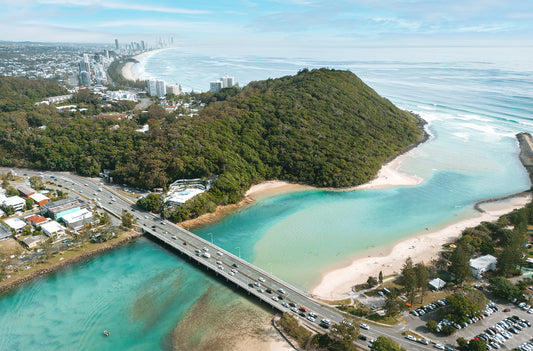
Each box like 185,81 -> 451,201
0,0 -> 532,57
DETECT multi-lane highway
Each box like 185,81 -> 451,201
2,167 -> 438,350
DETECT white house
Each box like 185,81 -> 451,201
4,217 -> 27,233
41,221 -> 66,238
2,196 -> 26,211
165,188 -> 205,206
470,254 -> 497,279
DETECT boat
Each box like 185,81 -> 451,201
104,330 -> 110,337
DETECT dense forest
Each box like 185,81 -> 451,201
0,69 -> 423,221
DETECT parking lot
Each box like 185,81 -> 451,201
403,298 -> 533,350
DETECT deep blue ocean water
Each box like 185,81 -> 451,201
1,47 -> 533,350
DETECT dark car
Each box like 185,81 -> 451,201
266,289 -> 272,294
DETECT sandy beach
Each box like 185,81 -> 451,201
121,48 -> 170,82
311,193 -> 532,299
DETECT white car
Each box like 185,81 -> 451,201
258,277 -> 265,282
272,296 -> 279,301
216,251 -> 223,256
434,344 -> 445,350
360,323 -> 369,330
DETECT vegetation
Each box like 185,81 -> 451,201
0,70 -> 423,223
398,258 -> 430,305
371,336 -> 406,351
443,290 -> 488,324
488,276 -> 520,300
277,313 -> 311,347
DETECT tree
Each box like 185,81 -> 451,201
457,337 -> 468,349
384,292 -> 403,317
449,243 -> 471,284
330,317 -> 359,351
367,276 -> 378,288
121,210 -> 134,228
399,257 -> 417,305
426,320 -> 438,333
445,291 -> 487,324
414,262 -> 429,303
488,277 -> 520,299
99,212 -> 111,226
25,198 -> 34,211
467,338 -> 486,351
0,255 -> 6,281
497,229 -> 527,277
41,237 -> 53,262
136,193 -> 162,212
29,176 -> 45,190
371,336 -> 406,351
378,270 -> 383,284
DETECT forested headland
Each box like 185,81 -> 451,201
0,68 -> 424,221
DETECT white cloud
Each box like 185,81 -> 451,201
37,0 -> 211,14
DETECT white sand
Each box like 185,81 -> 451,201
352,152 -> 422,190
246,180 -> 311,198
120,48 -> 170,82
311,194 -> 532,299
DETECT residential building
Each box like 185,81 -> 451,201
61,208 -> 93,231
29,193 -> 49,207
209,80 -> 223,92
470,254 -> 497,279
41,221 -> 66,238
166,84 -> 181,95
147,79 -> 166,97
25,214 -> 49,227
221,75 -> 234,88
4,217 -> 27,233
3,196 -> 26,211
23,235 -> 46,248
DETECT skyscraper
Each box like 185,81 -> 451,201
148,79 -> 167,97
115,39 -> 119,50
221,75 -> 235,88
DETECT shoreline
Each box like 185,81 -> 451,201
0,230 -> 142,295
121,48 -> 171,82
310,193 -> 532,299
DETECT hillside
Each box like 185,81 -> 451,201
0,69 -> 424,221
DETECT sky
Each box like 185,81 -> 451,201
1,0 -> 532,54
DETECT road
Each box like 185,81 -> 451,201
2,167 -> 440,350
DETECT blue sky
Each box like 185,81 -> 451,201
1,0 -> 532,53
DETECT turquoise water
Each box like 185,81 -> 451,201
2,47 -> 533,349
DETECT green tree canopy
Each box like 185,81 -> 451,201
371,336 -> 406,351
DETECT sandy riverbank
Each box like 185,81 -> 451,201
0,230 -> 142,295
311,193 -> 532,299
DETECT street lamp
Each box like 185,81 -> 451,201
235,246 -> 241,258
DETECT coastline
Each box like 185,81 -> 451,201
121,48 -> 170,82
310,193 -> 532,299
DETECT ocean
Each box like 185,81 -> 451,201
1,46 -> 533,350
